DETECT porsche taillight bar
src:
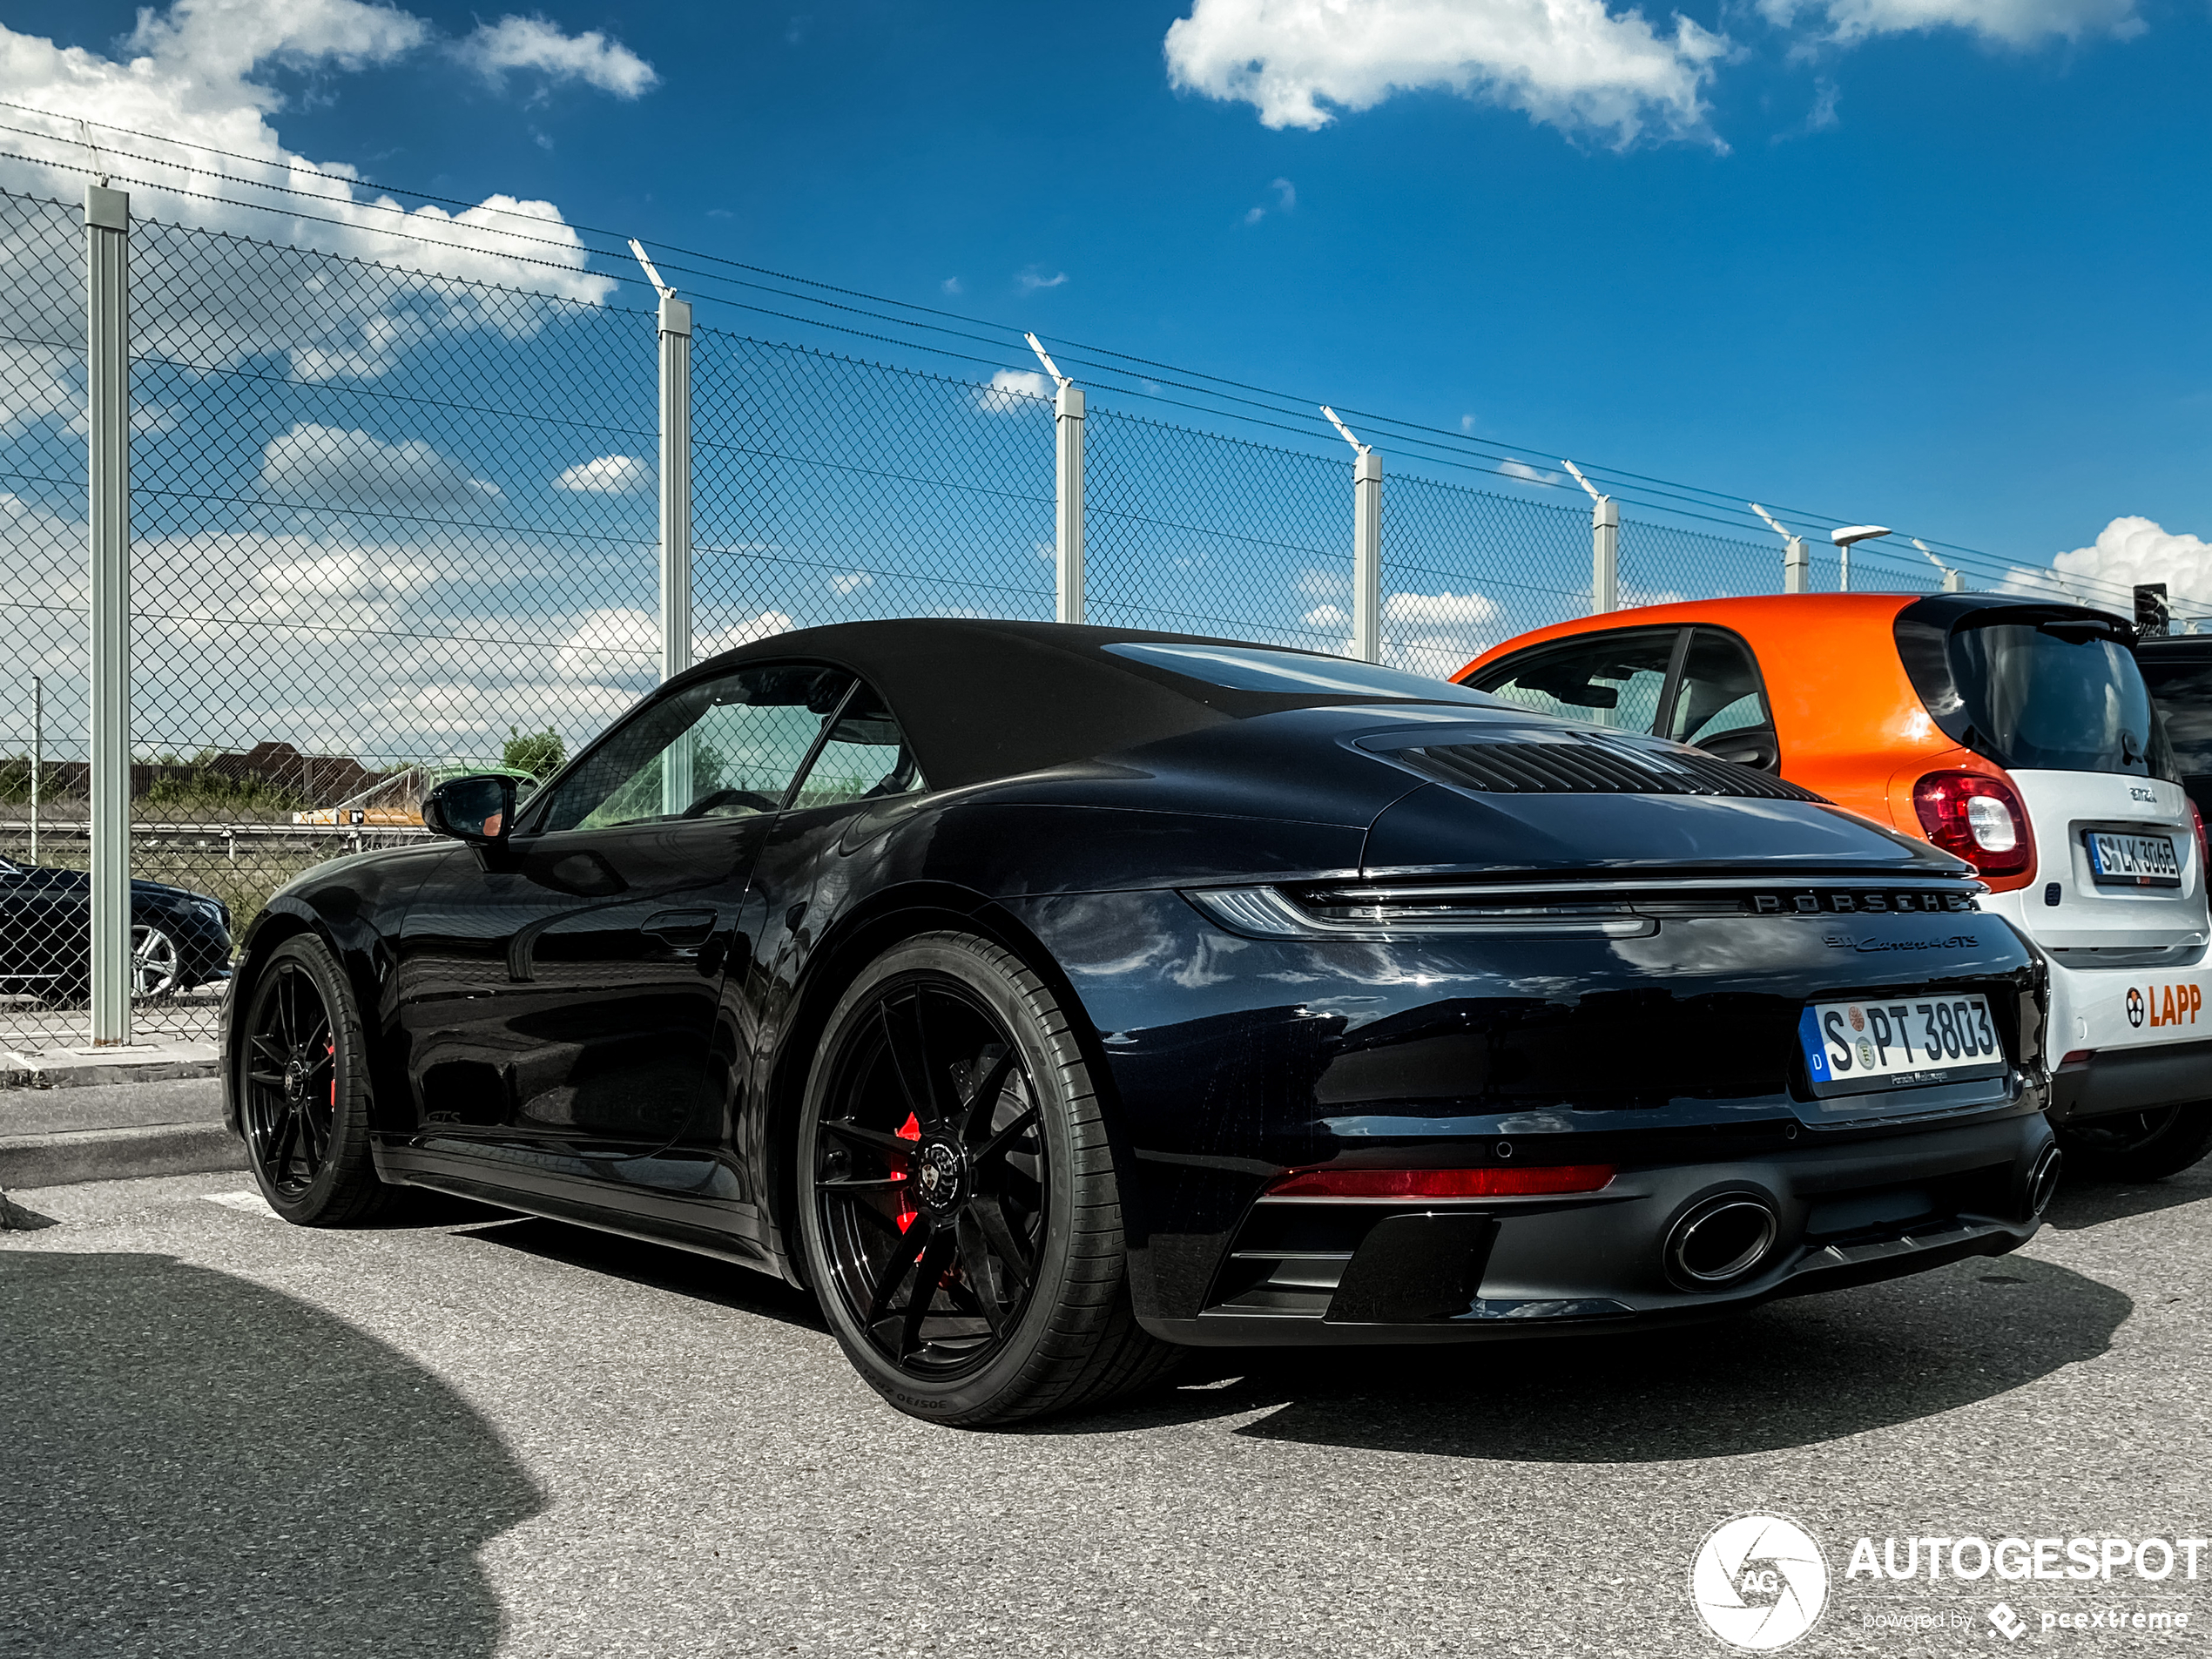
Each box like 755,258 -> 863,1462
1265,1165 -> 1617,1199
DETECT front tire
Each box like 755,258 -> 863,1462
2057,1102 -> 2212,1183
239,934 -> 398,1225
796,931 -> 1178,1426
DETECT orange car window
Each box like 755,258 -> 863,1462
1470,629 -> 1679,735
1668,631 -> 1770,747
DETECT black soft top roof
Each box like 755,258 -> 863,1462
682,618 -> 1484,790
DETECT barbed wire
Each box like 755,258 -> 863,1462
0,97 -> 2148,582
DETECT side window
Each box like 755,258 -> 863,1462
1468,630 -> 1680,735
533,664 -> 854,835
2141,658 -> 2212,779
1668,629 -> 1776,767
788,682 -> 925,810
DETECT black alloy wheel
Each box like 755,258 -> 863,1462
2057,1103 -> 2212,1184
813,978 -> 1046,1376
239,934 -> 396,1224
797,932 -> 1178,1426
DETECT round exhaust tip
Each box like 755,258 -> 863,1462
2027,1145 -> 2064,1217
1666,1195 -> 1779,1287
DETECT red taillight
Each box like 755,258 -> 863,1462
1912,769 -> 2033,878
1266,1164 -> 1616,1198
2192,800 -> 2209,875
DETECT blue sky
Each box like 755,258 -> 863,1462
3,0 -> 2209,590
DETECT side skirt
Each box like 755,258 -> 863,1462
376,1140 -> 795,1280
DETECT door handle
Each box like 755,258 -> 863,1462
643,907 -> 717,948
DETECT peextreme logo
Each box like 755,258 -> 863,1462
1691,1514 -> 1831,1650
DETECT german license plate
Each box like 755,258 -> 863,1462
1797,995 -> 2006,1097
2086,830 -> 2182,887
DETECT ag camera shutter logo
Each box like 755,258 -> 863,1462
1690,1514 -> 1830,1650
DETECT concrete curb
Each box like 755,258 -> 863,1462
1,1042 -> 219,1090
0,1122 -> 243,1189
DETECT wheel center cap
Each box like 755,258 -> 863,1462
913,1140 -> 964,1211
284,1060 -> 307,1101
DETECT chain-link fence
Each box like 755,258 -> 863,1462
0,185 -> 1956,1051
691,332 -> 1054,637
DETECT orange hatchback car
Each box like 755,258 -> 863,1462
1459,593 -> 2212,1182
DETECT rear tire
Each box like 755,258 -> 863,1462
795,930 -> 1179,1426
2057,1102 -> 2212,1183
239,934 -> 399,1225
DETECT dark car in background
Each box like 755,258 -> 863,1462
0,859 -> 233,1002
2137,634 -> 2212,826
223,621 -> 2059,1426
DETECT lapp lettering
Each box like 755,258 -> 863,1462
2144,983 -> 2203,1028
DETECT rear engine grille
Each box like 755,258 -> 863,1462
1386,737 -> 1824,801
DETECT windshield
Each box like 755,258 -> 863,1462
1103,642 -> 1498,705
1948,621 -> 2175,778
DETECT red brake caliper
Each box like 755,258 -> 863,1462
327,1042 -> 336,1109
894,1111 -> 921,1237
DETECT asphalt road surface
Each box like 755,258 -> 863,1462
3,1161 -> 2206,1658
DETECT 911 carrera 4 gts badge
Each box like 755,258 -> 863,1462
1821,933 -> 1981,953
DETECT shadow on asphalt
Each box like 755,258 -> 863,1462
459,1215 -> 830,1332
1063,1251 -> 2130,1461
2040,1163 -> 2212,1232
0,1250 -> 540,1656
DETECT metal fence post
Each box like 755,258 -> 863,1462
1055,382 -> 1085,624
85,183 -> 132,1046
29,675 -> 41,866
1022,335 -> 1086,624
1591,496 -> 1620,615
1320,408 -> 1380,661
658,290 -> 693,682
1783,536 -> 1809,593
1561,461 -> 1616,617
1352,449 -> 1381,663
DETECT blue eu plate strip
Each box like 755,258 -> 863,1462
1798,1005 -> 1831,1084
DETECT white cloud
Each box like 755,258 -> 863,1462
830,572 -> 876,596
2000,516 -> 2212,618
1300,587 -> 1503,676
1804,77 -> 1840,131
260,423 -> 501,512
1757,0 -> 2137,44
456,16 -> 659,97
1500,458 -> 1562,485
551,607 -> 658,678
1017,267 -> 1069,293
554,455 -> 651,493
975,368 -> 1054,411
941,277 -> 963,295
0,0 -> 633,322
1163,0 -> 1730,146
1244,177 -> 1299,224
700,611 -> 798,653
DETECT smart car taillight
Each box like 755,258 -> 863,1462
1266,1165 -> 1615,1198
1912,770 -> 2033,878
2193,800 -> 2209,875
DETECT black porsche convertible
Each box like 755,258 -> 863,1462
223,621 -> 2060,1425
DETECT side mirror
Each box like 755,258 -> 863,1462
421,774 -> 518,844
